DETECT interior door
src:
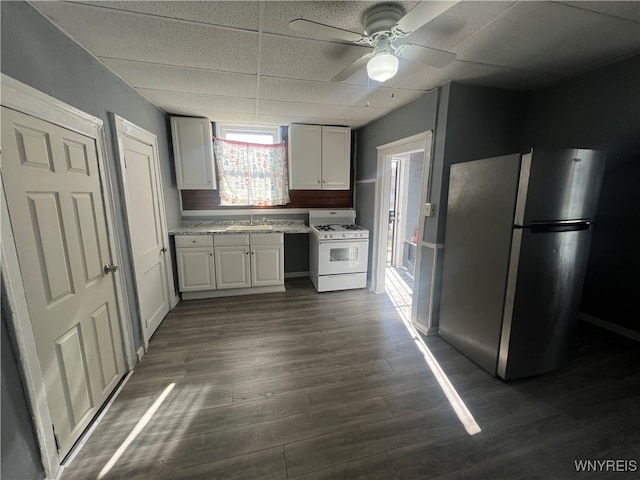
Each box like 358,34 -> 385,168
117,129 -> 171,344
1,107 -> 126,458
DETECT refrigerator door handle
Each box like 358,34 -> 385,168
516,220 -> 591,233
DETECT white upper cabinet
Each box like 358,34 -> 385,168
288,124 -> 322,189
170,116 -> 216,190
288,124 -> 351,190
321,126 -> 351,190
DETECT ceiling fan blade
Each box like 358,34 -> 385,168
396,43 -> 456,68
332,53 -> 374,82
394,1 -> 459,35
289,19 -> 364,43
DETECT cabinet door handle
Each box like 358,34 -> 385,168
317,179 -> 321,183
161,247 -> 168,253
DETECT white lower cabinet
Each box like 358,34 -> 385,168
250,235 -> 285,287
176,236 -> 215,292
215,245 -> 251,289
176,233 -> 284,298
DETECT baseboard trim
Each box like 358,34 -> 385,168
579,312 -> 640,342
170,294 -> 180,309
136,346 -> 145,363
182,285 -> 285,300
284,271 -> 309,279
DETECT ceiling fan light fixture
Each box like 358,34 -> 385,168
367,52 -> 399,82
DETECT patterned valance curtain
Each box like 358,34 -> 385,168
213,138 -> 290,206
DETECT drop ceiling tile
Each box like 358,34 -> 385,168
395,59 -> 559,91
138,90 -> 256,116
257,115 -> 350,127
262,1 -> 417,41
260,76 -> 423,109
259,99 -> 386,121
35,2 -> 257,73
101,58 -> 257,98
76,1 -> 261,30
401,1 -> 517,50
559,1 -> 640,23
452,1 -> 640,75
260,34 -> 371,82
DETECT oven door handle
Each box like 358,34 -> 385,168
318,240 -> 369,245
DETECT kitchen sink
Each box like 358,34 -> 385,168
226,225 -> 273,231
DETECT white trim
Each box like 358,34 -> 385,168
578,313 -> 640,342
182,208 -> 311,216
171,294 -> 180,309
413,242 -> 443,333
375,132 -> 429,155
356,178 -> 376,184
1,184 -> 59,479
113,114 -> 176,348
1,74 -> 135,478
372,132 -> 432,294
284,271 -> 310,278
422,241 -> 444,249
136,347 -> 146,363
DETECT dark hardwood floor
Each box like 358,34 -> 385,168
61,278 -> 640,479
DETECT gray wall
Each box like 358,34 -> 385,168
1,299 -> 45,480
427,82 -> 527,243
1,2 -> 180,476
522,54 -> 640,333
425,82 -> 526,327
1,0 -> 181,348
355,89 -> 440,274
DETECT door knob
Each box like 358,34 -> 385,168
103,263 -> 119,274
161,247 -> 168,253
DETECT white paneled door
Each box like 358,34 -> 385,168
115,118 -> 171,345
1,107 -> 127,458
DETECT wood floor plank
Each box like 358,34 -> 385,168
60,278 -> 640,480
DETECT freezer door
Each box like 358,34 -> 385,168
497,226 -> 592,379
517,148 -> 606,225
439,154 -> 521,375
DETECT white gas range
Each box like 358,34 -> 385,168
309,210 -> 369,292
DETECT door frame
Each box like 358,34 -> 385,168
371,131 -> 432,310
389,155 -> 411,268
0,74 -> 136,479
113,114 -> 178,349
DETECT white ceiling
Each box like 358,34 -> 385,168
33,1 -> 640,128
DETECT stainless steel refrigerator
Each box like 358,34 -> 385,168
438,148 -> 606,380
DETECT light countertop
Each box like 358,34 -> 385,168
169,220 -> 311,235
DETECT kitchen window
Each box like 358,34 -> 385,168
217,124 -> 280,145
213,125 -> 289,206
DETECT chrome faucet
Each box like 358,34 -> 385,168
262,217 -> 268,225
249,215 -> 254,225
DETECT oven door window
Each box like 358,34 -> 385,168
330,247 -> 359,262
318,241 -> 368,275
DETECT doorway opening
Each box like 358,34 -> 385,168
372,131 -> 432,332
384,152 -> 424,319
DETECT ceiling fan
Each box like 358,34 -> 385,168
290,1 -> 459,83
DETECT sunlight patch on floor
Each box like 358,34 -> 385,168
97,382 -> 175,479
385,267 -> 481,436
